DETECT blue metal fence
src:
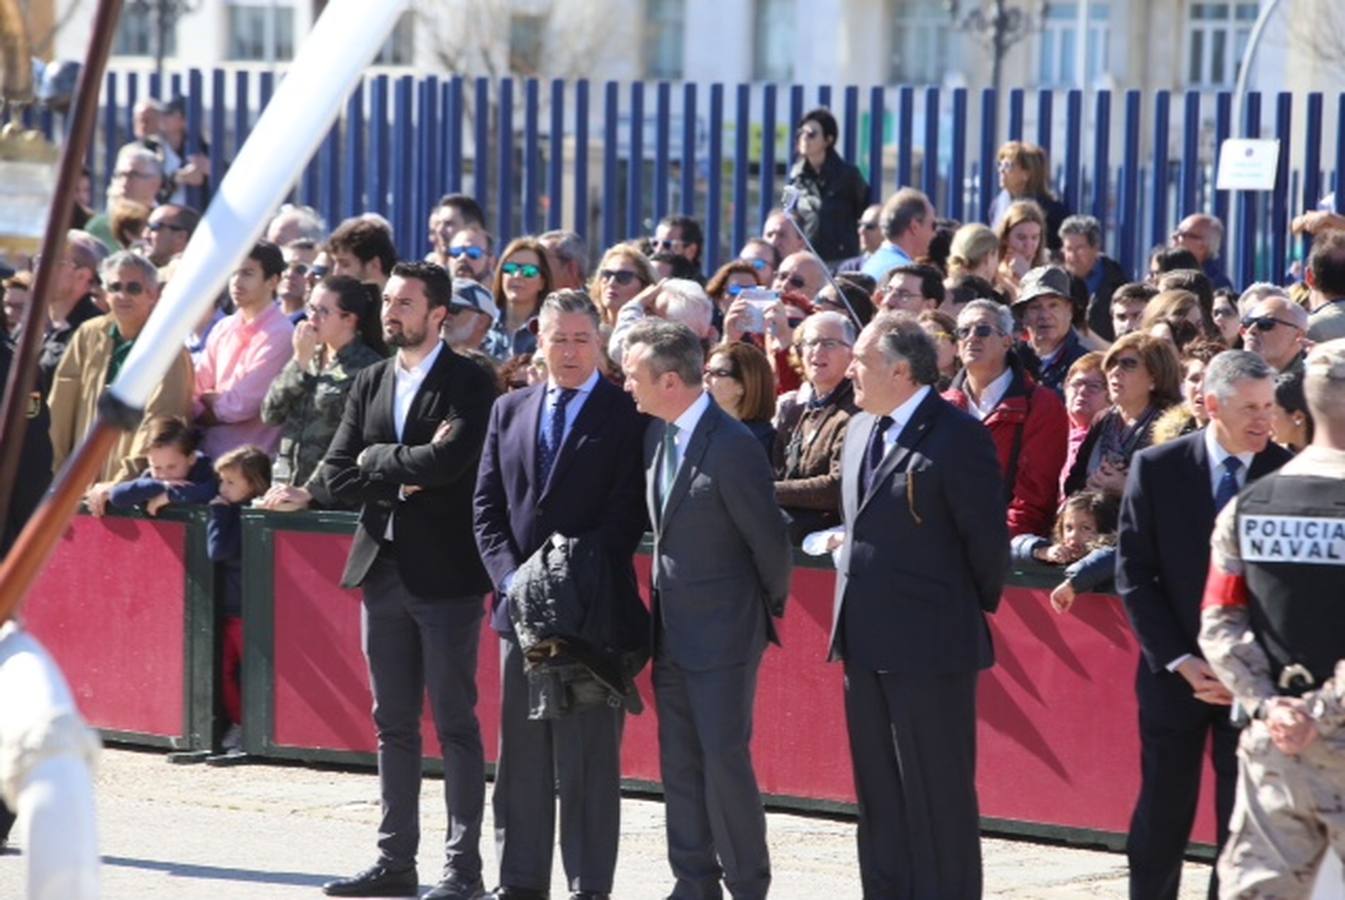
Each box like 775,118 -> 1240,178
73,68 -> 1345,288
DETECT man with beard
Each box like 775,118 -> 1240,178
447,227 -> 495,286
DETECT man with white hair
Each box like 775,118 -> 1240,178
85,145 -> 163,250
1199,339 -> 1345,898
265,203 -> 328,247
1171,213 -> 1233,292
942,299 -> 1068,537
1241,294 -> 1310,375
606,278 -> 715,362
36,231 -> 106,394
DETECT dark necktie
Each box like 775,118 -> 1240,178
1214,455 -> 1243,513
660,423 -> 681,510
858,415 -> 894,497
537,387 -> 577,486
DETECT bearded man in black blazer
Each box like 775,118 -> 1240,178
1117,349 -> 1291,900
318,261 -> 498,900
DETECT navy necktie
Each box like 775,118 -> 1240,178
538,387 -> 578,486
858,415 -> 894,497
1214,456 -> 1243,513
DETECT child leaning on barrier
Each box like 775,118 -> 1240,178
207,445 -> 272,755
104,415 -> 217,516
1010,490 -> 1118,614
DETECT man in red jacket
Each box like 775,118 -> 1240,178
944,299 -> 1069,536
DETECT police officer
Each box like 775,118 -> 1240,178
1200,337 -> 1345,899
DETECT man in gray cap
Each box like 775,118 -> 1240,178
442,278 -> 500,355
1014,265 -> 1088,398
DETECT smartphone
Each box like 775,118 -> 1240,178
737,287 -> 779,333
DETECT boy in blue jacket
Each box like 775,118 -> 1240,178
106,415 -> 217,515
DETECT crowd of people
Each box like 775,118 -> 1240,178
4,102 -> 1345,900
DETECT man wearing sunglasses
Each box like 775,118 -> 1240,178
860,187 -> 935,283
652,215 -> 704,276
1170,213 -> 1234,292
35,231 -> 106,396
279,239 -> 320,323
447,227 -> 495,286
837,204 -> 884,274
48,252 -> 194,514
143,203 -> 198,267
1242,296 -> 1309,375
772,251 -> 828,305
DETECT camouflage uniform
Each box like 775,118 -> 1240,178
260,339 -> 384,489
1199,444 -> 1345,899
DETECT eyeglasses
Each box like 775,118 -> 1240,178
652,238 -> 684,252
1242,315 -> 1300,333
776,274 -> 807,291
1068,378 -> 1107,394
147,221 -> 188,233
32,255 -> 76,272
449,245 -> 486,260
1106,356 -> 1142,372
306,304 -> 337,319
704,366 -> 736,378
996,160 -> 1016,172
106,281 -> 147,296
1212,305 -> 1239,320
797,127 -> 820,140
740,257 -> 768,271
955,324 -> 1001,340
859,221 -> 880,231
307,265 -> 329,281
285,262 -> 309,276
886,288 -> 925,303
501,261 -> 541,278
799,338 -> 849,351
599,268 -> 640,286
1171,229 -> 1205,242
114,169 -> 156,180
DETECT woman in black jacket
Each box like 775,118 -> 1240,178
786,108 -> 869,265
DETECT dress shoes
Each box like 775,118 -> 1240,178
569,893 -> 609,899
322,863 -> 419,897
483,888 -> 548,900
421,875 -> 486,899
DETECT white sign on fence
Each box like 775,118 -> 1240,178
1216,139 -> 1281,191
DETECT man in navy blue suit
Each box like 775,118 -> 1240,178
473,289 -> 648,900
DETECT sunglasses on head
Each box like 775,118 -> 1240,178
955,324 -> 1000,340
1242,315 -> 1299,333
501,261 -> 541,278
599,268 -> 639,286
107,281 -> 147,296
449,245 -> 486,260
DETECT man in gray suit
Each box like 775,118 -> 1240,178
620,320 -> 792,900
833,311 -> 1009,899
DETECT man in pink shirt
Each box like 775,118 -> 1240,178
194,241 -> 295,459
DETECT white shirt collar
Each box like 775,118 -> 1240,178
548,367 -> 600,398
395,340 -> 445,380
1204,425 -> 1255,486
884,384 -> 932,435
670,391 -> 711,444
966,367 -> 1013,421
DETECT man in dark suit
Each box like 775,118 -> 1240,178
621,319 -> 791,900
472,290 -> 648,900
831,311 -> 1009,899
1117,349 -> 1292,900
317,261 -> 498,900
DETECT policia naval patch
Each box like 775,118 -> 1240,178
1240,515 -> 1345,565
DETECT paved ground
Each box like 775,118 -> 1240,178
0,747 -> 1213,898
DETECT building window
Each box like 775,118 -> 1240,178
113,1 -> 178,57
374,11 -> 416,66
509,14 -> 545,75
1186,2 -> 1258,88
753,0 -> 795,82
226,4 -> 295,62
1038,2 -> 1110,87
644,0 -> 685,80
888,0 -> 951,85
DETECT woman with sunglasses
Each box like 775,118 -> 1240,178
784,107 -> 869,265
487,237 -> 554,363
1064,332 -> 1182,497
589,243 -> 656,328
705,260 -> 762,329
988,141 -> 1070,252
704,342 -> 778,459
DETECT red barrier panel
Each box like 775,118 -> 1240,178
258,522 -> 1215,844
22,513 -> 199,744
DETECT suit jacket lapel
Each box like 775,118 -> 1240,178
645,419 -> 663,532
858,391 -> 937,516
661,401 -> 718,527
842,410 -> 871,524
517,382 -> 547,496
1188,429 -> 1216,524
374,359 -> 398,441
539,379 -> 609,500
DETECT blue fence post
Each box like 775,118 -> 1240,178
950,88 -> 968,221
1036,89 -> 1053,158
473,77 -> 490,215
896,85 -> 913,189
1150,91 -> 1170,260
979,88 -> 997,222
1214,92 -> 1232,246
922,87 -> 939,206
185,69 -> 205,210
843,85 -> 859,162
680,83 -> 696,217
149,71 -> 162,101
497,78 -> 515,246
789,85 -> 803,140
708,84 -> 725,270
760,83 -> 778,230
102,73 -> 118,194
867,87 -> 884,205
124,71 -> 138,145
1091,91 -> 1111,251
574,79 -> 589,238
1179,91 -> 1200,218
368,75 -> 389,219
602,81 -> 618,251
549,78 -> 566,231
342,81 -> 364,221
321,118 -> 341,233
1008,89 -> 1024,140
1237,92 -> 1261,288
1271,92 -> 1292,284
233,71 -> 249,163
446,77 -> 463,194
523,77 -> 540,235
732,83 -> 749,255
627,81 -> 645,240
1063,89 -> 1082,215
1120,91 -> 1141,276
393,75 -> 415,250
818,84 -> 832,109
1301,93 -> 1323,261
417,76 -> 440,252
208,69 -> 226,201
170,72 -> 182,101
653,81 -> 671,224
1335,93 -> 1345,215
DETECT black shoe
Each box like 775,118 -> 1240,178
483,889 -> 548,900
322,863 -> 419,897
569,893 -> 609,900
422,875 -> 485,900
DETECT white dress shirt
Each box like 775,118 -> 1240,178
873,384 -> 932,459
665,390 -> 712,482
539,368 -> 600,453
965,368 -> 1014,421
385,341 -> 445,540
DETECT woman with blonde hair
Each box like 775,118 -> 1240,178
945,223 -> 1000,287
996,199 -> 1048,300
990,140 -> 1070,250
588,242 -> 656,327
